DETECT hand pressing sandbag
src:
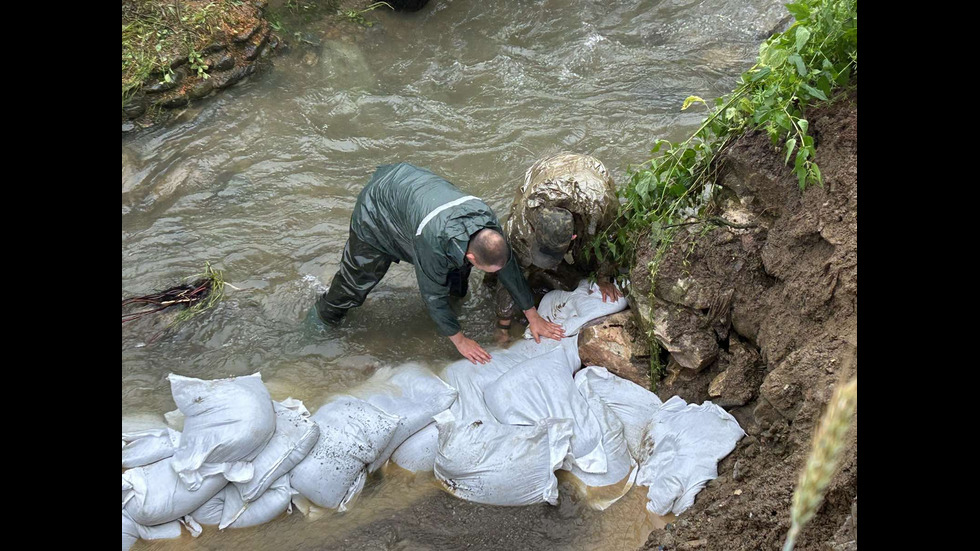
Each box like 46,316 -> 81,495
390,421 -> 439,473
348,363 -> 457,473
121,510 -> 182,551
289,395 -> 399,511
483,347 -> 606,474
234,399 -> 319,503
439,337 -> 568,423
168,372 -> 277,490
573,366 -> 663,460
433,411 -> 573,506
122,428 -> 181,469
122,457 -> 228,526
636,396 -> 745,515
526,279 -> 627,338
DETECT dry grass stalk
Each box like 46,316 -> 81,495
782,376 -> 857,551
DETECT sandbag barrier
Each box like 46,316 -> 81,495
121,280 -> 744,548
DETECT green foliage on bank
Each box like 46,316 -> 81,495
586,0 -> 857,275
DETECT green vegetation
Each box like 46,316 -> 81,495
586,0 -> 857,277
122,0 -> 234,105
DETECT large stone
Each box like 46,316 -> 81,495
235,22 -> 262,43
122,94 -> 147,118
707,337 -> 763,407
212,54 -> 235,72
214,64 -> 254,90
577,311 -> 651,388
244,29 -> 270,61
649,301 -> 719,372
157,94 -> 188,109
187,79 -> 215,100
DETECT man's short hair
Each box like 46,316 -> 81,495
468,228 -> 509,268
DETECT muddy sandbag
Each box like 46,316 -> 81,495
482,347 -> 606,474
348,363 -> 458,472
573,366 -> 663,459
122,510 -> 182,551
122,428 -> 181,469
390,421 -> 439,473
526,279 -> 628,338
433,410 -> 573,506
562,374 -> 637,509
636,396 -> 746,515
234,399 -> 318,502
289,395 -> 399,511
220,475 -> 294,529
122,457 -> 228,525
169,372 -> 276,491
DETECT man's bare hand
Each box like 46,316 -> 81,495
524,307 -> 565,343
594,280 -> 623,303
449,332 -> 492,364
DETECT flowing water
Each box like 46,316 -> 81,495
123,1 -> 786,548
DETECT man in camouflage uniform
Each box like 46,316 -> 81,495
485,153 -> 623,343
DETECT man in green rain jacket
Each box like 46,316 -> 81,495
315,162 -> 564,364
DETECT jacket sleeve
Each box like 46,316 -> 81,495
415,264 -> 461,337
496,248 -> 536,312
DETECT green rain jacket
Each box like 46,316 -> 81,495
350,163 -> 535,336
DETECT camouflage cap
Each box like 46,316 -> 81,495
528,206 -> 574,269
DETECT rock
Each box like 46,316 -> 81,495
157,94 -> 188,109
245,29 -> 270,61
577,311 -> 651,388
144,77 -> 178,94
214,64 -> 254,90
122,121 -> 135,133
235,22 -> 262,43
122,94 -> 147,118
202,42 -> 226,55
649,302 -> 719,372
707,337 -> 763,407
187,79 -> 215,100
169,56 -> 188,70
213,54 -> 235,72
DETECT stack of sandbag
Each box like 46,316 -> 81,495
573,365 -> 746,515
422,280 -> 635,508
122,373 -> 318,549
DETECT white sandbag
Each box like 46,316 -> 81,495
562,378 -> 637,509
169,372 -> 277,491
440,336 -> 577,423
122,428 -> 181,469
122,457 -> 228,525
220,475 -> 294,529
289,395 -> 399,511
234,400 -> 319,502
189,489 -> 225,526
526,279 -> 628,338
573,366 -> 663,459
348,363 -> 458,472
483,347 -> 606,474
433,410 -> 573,506
390,421 -> 439,473
636,396 -> 746,515
122,510 -> 182,551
